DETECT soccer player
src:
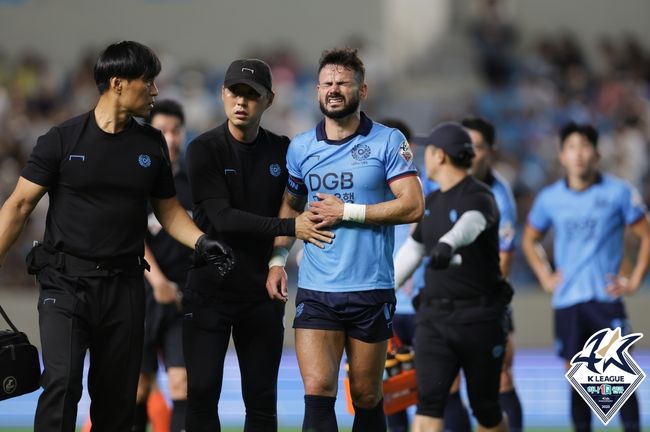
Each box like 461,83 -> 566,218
522,121 -> 650,432
266,48 -> 424,432
183,59 -> 333,431
443,117 -> 523,432
0,41 -> 233,432
394,122 -> 510,432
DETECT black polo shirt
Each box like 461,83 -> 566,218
186,122 -> 290,301
413,175 -> 502,301
21,111 -> 176,260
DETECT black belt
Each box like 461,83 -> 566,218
423,296 -> 492,311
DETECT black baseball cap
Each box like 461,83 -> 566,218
223,59 -> 273,96
420,122 -> 475,158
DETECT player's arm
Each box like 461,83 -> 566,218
0,177 -> 47,266
309,175 -> 424,227
608,215 -> 650,296
151,196 -> 203,250
521,224 -> 560,293
394,235 -> 425,289
144,242 -> 178,305
499,251 -> 514,279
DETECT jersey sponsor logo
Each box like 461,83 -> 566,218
269,163 -> 282,177
308,172 -> 353,191
2,376 -> 17,395
449,209 -> 458,223
138,154 -> 152,168
399,140 -> 413,164
566,327 -> 645,425
351,143 -> 371,161
69,154 -> 85,161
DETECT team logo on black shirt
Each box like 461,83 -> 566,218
351,143 -> 371,161
138,154 -> 152,168
269,163 -> 282,177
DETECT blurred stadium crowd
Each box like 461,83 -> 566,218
0,10 -> 649,288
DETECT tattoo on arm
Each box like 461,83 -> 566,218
286,192 -> 307,213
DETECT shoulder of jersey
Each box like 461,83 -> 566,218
261,127 -> 290,147
55,111 -> 91,130
136,120 -> 166,139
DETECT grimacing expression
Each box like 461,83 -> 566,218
222,83 -> 271,128
317,64 -> 366,119
151,113 -> 185,165
559,132 -> 599,180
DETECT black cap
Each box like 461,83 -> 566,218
223,59 -> 273,95
421,122 -> 475,158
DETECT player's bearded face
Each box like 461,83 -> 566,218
319,89 -> 360,119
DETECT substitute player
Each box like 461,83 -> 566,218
266,48 -> 424,432
183,59 -> 333,432
522,122 -> 650,432
394,122 -> 510,432
0,41 -> 233,432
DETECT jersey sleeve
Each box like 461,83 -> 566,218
384,129 -> 417,183
286,138 -> 307,196
620,182 -> 647,225
186,137 -> 229,204
527,190 -> 552,232
150,134 -> 176,199
494,184 -> 517,252
21,127 -> 63,187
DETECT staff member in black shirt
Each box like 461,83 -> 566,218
184,59 -> 333,431
0,41 -> 233,432
394,122 -> 509,432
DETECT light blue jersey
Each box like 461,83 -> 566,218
527,173 -> 647,309
485,170 -> 517,253
287,113 -> 417,292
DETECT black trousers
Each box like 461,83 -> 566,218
183,294 -> 285,432
34,266 -> 145,432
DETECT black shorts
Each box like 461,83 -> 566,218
504,305 -> 514,333
293,288 -> 396,343
414,311 -> 506,427
141,289 -> 185,374
554,300 -> 630,361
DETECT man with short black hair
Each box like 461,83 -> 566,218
266,48 -> 424,432
0,41 -> 233,432
522,121 -> 650,432
183,58 -> 332,431
395,122 -> 509,432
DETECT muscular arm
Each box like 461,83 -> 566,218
272,191 -> 307,250
151,196 -> 203,250
522,224 -> 559,293
309,175 -> 424,227
0,177 -> 47,265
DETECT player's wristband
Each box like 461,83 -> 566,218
342,203 -> 366,224
268,246 -> 289,268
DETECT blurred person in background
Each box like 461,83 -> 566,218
522,122 -> 650,432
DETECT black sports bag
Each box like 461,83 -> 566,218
0,304 -> 41,401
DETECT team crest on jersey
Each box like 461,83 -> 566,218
351,143 -> 371,161
565,327 -> 645,425
138,154 -> 152,168
269,163 -> 282,177
399,140 -> 413,163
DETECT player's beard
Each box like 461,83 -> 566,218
319,92 -> 360,119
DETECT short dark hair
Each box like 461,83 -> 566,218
461,116 -> 496,147
379,118 -> 412,142
148,99 -> 185,125
94,41 -> 161,94
559,122 -> 599,148
447,153 -> 474,169
318,48 -> 365,84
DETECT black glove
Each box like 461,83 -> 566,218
429,242 -> 453,270
193,235 -> 236,278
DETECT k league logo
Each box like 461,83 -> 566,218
565,327 -> 645,425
